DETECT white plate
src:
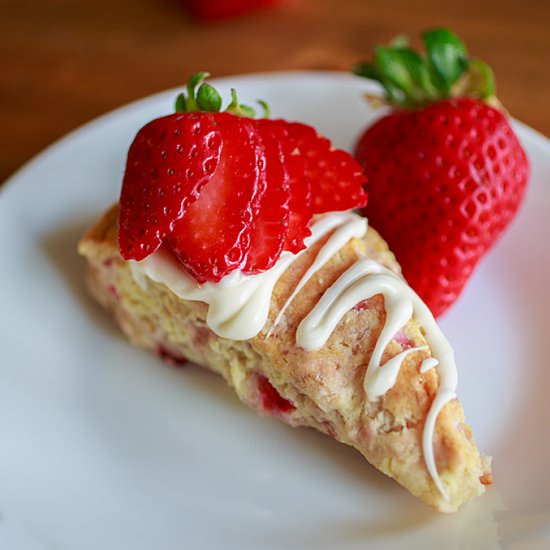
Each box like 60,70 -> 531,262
1,72 -> 549,550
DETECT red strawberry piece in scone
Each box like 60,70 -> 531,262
256,374 -> 295,414
353,29 -> 529,317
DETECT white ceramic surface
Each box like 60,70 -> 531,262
1,72 -> 549,550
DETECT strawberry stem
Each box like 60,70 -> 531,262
423,28 -> 468,94
197,83 -> 223,112
354,28 -> 496,108
226,88 -> 256,117
174,72 -> 269,118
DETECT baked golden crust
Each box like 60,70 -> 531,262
78,204 -> 491,512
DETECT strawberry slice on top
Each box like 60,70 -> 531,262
285,122 -> 368,215
118,112 -> 222,261
168,114 -> 267,282
118,72 -> 368,284
242,119 -> 291,274
264,120 -> 314,255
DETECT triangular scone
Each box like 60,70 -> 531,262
78,205 -> 491,512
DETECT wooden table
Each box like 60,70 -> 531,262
1,0 -> 548,184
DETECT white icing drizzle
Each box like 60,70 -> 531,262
366,345 -> 428,399
268,213 -> 367,335
297,258 -> 457,499
129,211 -> 457,500
420,357 -> 440,373
131,248 -> 292,341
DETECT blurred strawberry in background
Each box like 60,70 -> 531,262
184,0 -> 282,20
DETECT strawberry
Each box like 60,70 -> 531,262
242,120 -> 291,274
118,112 -> 222,261
281,130 -> 312,253
266,120 -> 369,253
119,73 -> 367,283
285,122 -> 368,215
353,29 -> 529,317
168,113 -> 268,281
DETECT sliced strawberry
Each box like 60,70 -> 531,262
285,163 -> 312,252
118,112 -> 222,261
167,113 -> 265,282
242,120 -> 291,274
285,122 -> 368,215
119,99 -> 368,283
267,120 -> 313,253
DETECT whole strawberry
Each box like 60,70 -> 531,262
354,29 -> 529,317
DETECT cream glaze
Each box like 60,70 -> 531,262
296,257 -> 456,499
130,211 -> 457,499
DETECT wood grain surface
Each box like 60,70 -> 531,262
1,0 -> 548,183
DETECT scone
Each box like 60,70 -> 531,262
78,75 -> 491,513
79,203 -> 491,512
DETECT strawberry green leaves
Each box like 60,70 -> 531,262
423,28 -> 469,94
372,48 -> 438,106
174,72 -> 268,117
174,72 -> 221,112
354,28 -> 495,108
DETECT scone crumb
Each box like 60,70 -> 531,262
479,472 -> 494,485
